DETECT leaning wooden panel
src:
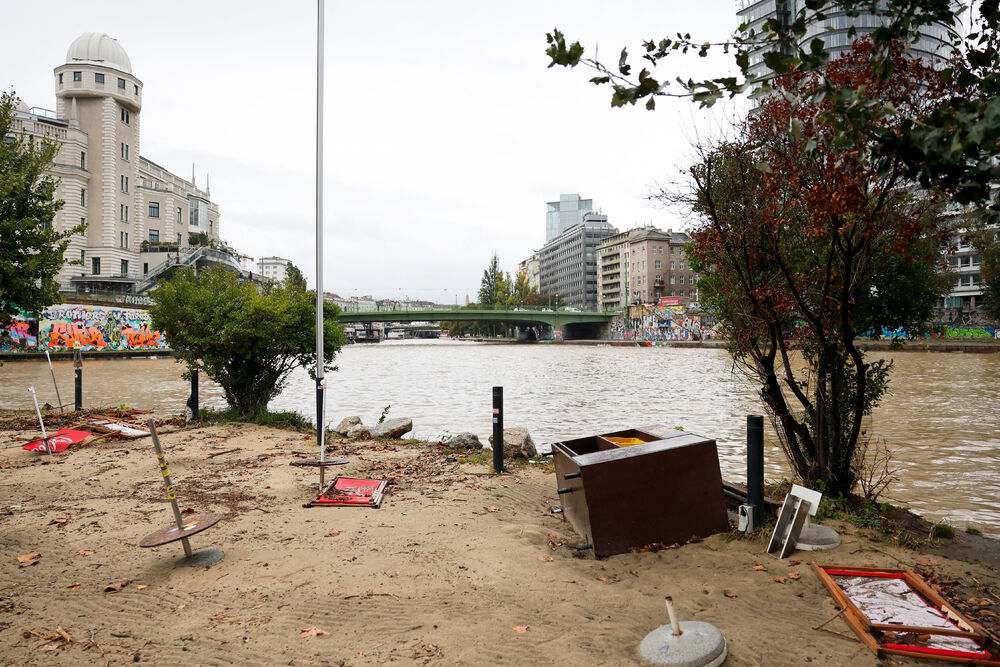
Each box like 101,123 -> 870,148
811,563 -> 1000,665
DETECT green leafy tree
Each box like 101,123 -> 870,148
0,91 -> 84,342
150,266 -> 345,417
678,41 -> 955,495
546,2 -> 1000,217
478,253 -> 505,307
284,262 -> 307,291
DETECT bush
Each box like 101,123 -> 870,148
150,266 -> 344,417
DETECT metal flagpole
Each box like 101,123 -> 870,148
315,0 -> 326,492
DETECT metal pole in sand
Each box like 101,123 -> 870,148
147,418 -> 193,558
27,387 -> 51,455
314,0 -> 327,494
44,349 -> 65,413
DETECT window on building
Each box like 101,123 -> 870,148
120,108 -> 130,124
92,257 -> 100,274
95,73 -> 105,84
148,229 -> 159,243
73,71 -> 82,82
680,276 -> 685,285
121,259 -> 128,275
148,202 -> 159,218
176,207 -> 183,222
80,152 -> 85,169
143,262 -> 148,275
80,250 -> 85,264
209,220 -> 214,234
134,84 -> 139,95
655,260 -> 661,269
120,204 -> 128,222
80,188 -> 85,206
59,73 -> 63,84
679,262 -> 685,270
118,77 -> 126,89
121,175 -> 128,192
177,233 -> 182,244
671,276 -> 676,284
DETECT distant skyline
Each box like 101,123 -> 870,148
2,1 -> 744,303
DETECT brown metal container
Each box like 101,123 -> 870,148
552,425 -> 729,558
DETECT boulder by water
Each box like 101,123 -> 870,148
489,427 -> 537,458
334,416 -> 362,435
346,423 -> 371,439
370,417 -> 413,439
448,433 -> 482,450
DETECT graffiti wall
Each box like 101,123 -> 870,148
606,305 -> 720,342
2,318 -> 38,351
40,304 -> 167,351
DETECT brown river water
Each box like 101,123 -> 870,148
2,341 -> 997,534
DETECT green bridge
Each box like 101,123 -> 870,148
336,308 -> 620,339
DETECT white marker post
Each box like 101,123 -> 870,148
27,386 -> 51,454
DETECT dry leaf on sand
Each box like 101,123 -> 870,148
788,572 -> 800,580
17,553 -> 40,567
104,578 -> 131,593
511,625 -> 529,633
752,564 -> 767,571
300,626 -> 328,638
328,529 -> 342,536
76,550 -> 94,556
538,556 -> 554,562
772,576 -> 787,584
484,506 -> 500,513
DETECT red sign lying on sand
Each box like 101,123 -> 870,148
308,477 -> 387,508
23,428 -> 91,453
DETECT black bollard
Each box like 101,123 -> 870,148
190,370 -> 199,421
492,386 -> 504,473
74,369 -> 82,411
747,414 -> 765,523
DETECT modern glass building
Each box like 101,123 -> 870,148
545,194 -> 595,243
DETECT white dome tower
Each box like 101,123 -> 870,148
54,33 -> 143,275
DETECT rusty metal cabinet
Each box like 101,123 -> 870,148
552,425 -> 729,558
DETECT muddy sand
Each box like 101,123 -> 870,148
1,412 -> 998,666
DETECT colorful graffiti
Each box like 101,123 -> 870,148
945,325 -> 998,339
606,305 -> 719,342
2,319 -> 39,351
40,304 -> 167,351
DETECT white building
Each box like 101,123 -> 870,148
258,256 -> 292,283
7,32 -> 232,296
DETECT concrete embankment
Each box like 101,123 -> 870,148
0,349 -> 174,362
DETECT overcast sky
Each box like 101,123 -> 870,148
3,1 -> 745,304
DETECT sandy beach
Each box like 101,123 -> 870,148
1,410 -> 998,666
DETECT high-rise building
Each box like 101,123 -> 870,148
596,227 -> 695,310
736,1 -> 957,93
6,32 -> 231,295
538,213 -> 618,310
545,194 -> 595,243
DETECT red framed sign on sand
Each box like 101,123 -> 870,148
811,563 -> 999,664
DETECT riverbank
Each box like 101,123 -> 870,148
2,411 -> 998,665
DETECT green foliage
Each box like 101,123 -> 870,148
931,523 -> 956,539
150,266 -> 345,418
378,404 -> 391,424
0,91 -> 84,338
284,263 -> 307,291
197,407 -> 315,432
547,2 -> 1000,220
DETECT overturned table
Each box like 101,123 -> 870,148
552,425 -> 730,558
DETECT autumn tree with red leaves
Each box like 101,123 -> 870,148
674,39 -> 956,495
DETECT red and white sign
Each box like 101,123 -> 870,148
23,428 -> 91,453
659,297 -> 681,307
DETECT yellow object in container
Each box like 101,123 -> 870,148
605,437 -> 646,447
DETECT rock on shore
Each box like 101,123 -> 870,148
489,427 -> 537,458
